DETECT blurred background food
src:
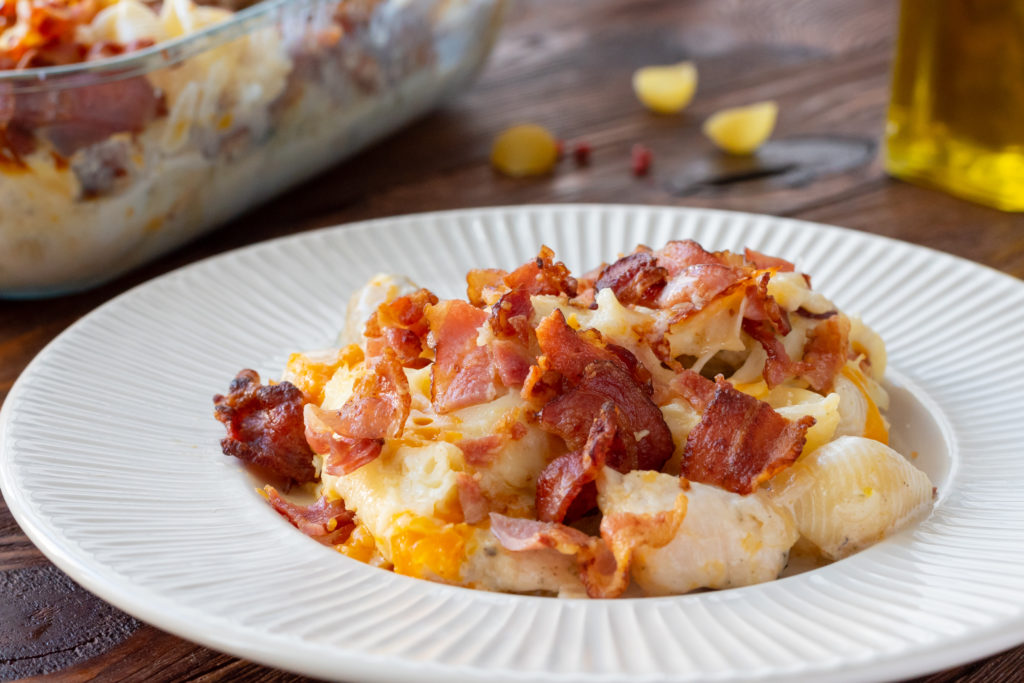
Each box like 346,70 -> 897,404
886,0 -> 1024,211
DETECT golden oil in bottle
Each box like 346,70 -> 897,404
886,0 -> 1024,211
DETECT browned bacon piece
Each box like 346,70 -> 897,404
304,348 -> 410,475
535,402 -> 615,523
213,370 -> 316,484
594,250 -> 667,307
487,513 -> 622,599
651,240 -> 746,309
539,360 -> 673,473
426,299 -> 498,413
503,245 -> 577,298
535,309 -> 652,391
455,421 -> 526,467
682,377 -> 814,494
364,288 -> 438,368
657,239 -> 728,275
489,288 -> 533,343
743,305 -> 848,392
456,473 -> 489,524
744,273 -> 792,336
744,248 -> 795,272
668,368 -> 717,411
488,289 -> 536,388
265,487 -> 355,545
799,315 -> 850,392
466,268 -> 507,307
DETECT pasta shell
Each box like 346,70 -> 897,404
768,436 -> 933,560
631,482 -> 798,595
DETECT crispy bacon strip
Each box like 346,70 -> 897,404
364,288 -> 438,368
650,240 -> 746,310
489,503 -> 679,600
455,421 -> 526,467
213,370 -> 316,484
305,405 -> 384,476
744,273 -> 792,336
265,487 -> 355,545
744,308 -> 849,392
427,300 -> 499,413
504,245 -> 577,298
456,473 -> 489,524
535,309 -> 652,391
466,268 -> 507,306
488,288 -> 536,388
535,402 -> 615,523
668,368 -> 718,411
594,250 -> 667,306
744,248 -> 795,272
798,315 -> 850,392
489,289 -> 533,343
539,360 -> 673,473
304,348 -> 410,475
683,377 -> 814,494
488,513 -> 621,598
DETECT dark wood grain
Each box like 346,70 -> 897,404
2,0 -> 1023,680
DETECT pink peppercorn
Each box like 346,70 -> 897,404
631,144 -> 652,176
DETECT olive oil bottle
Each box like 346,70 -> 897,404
886,0 -> 1024,211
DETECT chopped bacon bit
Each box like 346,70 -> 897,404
744,306 -> 848,392
744,248 -> 795,272
489,289 -> 534,343
456,417 -> 528,467
668,368 -> 717,411
427,299 -> 499,412
455,434 -> 505,466
521,362 -> 567,404
744,273 -> 791,336
503,246 -> 578,298
304,348 -> 410,475
645,240 -> 747,310
683,377 -> 814,494
742,317 -> 794,388
540,360 -> 673,473
213,370 -> 316,484
489,512 -> 595,553
594,250 -> 667,306
799,315 -> 850,392
536,402 -> 615,523
491,339 -> 534,388
364,288 -> 438,368
631,143 -> 652,176
334,347 -> 411,438
487,512 -> 630,599
535,309 -> 651,391
572,140 -> 591,166
466,268 -> 507,307
265,487 -> 355,545
456,473 -> 490,524
657,240 -> 726,275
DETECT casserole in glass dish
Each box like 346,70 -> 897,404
0,0 -> 502,297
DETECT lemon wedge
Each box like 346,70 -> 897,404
490,124 -> 559,177
632,61 -> 698,114
703,101 -> 778,155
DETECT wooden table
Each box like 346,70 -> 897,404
2,0 -> 1023,680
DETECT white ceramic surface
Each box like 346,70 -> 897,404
3,205 -> 1023,682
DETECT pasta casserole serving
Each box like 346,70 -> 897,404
213,240 -> 933,598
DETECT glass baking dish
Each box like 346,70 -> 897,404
0,0 -> 503,298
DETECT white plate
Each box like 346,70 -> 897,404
3,205 -> 1024,682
